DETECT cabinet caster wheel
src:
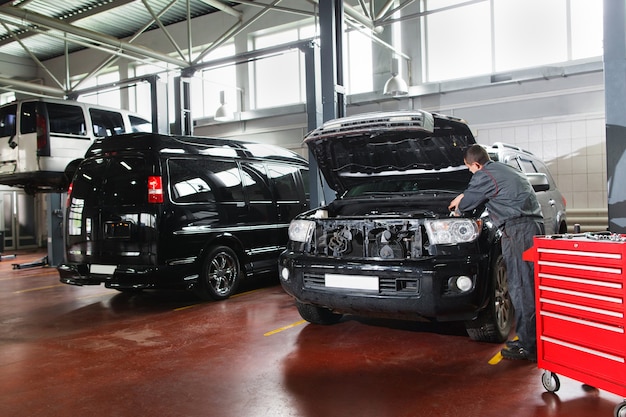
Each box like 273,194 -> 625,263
614,401 -> 626,417
541,370 -> 560,392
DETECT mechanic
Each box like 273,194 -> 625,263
448,144 -> 544,361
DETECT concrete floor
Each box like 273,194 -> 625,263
1,250 -> 624,417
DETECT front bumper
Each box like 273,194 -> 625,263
278,251 -> 491,322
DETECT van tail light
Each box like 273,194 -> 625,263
36,111 -> 50,156
66,182 -> 73,207
148,176 -> 164,203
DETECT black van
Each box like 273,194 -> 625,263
57,132 -> 309,300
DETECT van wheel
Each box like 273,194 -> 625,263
464,253 -> 513,343
195,246 -> 241,301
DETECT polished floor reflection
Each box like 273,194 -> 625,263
0,250 -> 622,417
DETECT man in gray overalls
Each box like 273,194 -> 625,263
449,144 -> 544,361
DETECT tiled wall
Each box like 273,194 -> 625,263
472,113 -> 607,211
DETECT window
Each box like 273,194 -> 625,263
240,163 -> 272,202
75,70 -> 121,108
71,157 -> 149,208
570,0 -> 603,59
494,0 -> 567,72
422,0 -> 603,82
169,159 -> 216,204
194,44 -> 237,119
266,163 -> 301,201
169,158 -> 244,204
132,64 -> 165,120
89,108 -> 125,137
21,102 -> 86,136
251,24 -> 313,109
130,115 -> 152,133
346,30 -> 373,94
423,0 -> 491,82
0,104 -> 16,137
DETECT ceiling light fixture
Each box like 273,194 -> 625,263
214,90 -> 234,122
383,58 -> 409,96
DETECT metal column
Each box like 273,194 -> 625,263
604,0 -> 626,232
173,70 -> 194,136
45,193 -> 63,267
304,0 -> 345,208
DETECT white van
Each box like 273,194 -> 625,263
0,98 -> 151,193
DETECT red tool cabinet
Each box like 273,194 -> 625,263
524,234 -> 626,416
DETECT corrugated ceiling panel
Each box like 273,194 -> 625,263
0,0 -> 224,60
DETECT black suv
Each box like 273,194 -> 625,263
278,110 -> 566,343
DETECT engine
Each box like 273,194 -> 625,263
316,219 -> 423,259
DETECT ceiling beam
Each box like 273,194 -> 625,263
199,0 -> 242,19
0,75 -> 65,96
0,5 -> 189,67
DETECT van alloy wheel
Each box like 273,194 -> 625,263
195,246 -> 241,301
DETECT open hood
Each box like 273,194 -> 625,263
304,110 -> 477,194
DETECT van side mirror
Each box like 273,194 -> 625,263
526,172 -> 549,192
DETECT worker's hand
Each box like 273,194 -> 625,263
448,194 -> 464,215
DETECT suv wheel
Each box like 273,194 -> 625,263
195,246 -> 241,301
464,252 -> 513,343
296,301 -> 343,325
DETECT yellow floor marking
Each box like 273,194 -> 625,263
14,284 -> 65,293
231,288 -> 264,298
489,352 -> 503,365
174,304 -> 199,311
488,336 -> 519,365
264,319 -> 307,336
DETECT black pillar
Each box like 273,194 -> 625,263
173,70 -> 194,136
148,75 -> 169,134
604,0 -> 626,232
304,0 -> 345,208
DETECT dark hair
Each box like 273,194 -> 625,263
464,144 -> 490,165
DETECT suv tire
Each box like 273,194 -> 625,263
296,301 -> 343,325
464,252 -> 513,342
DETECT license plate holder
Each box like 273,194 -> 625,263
104,221 -> 131,238
90,264 -> 116,275
325,273 -> 379,290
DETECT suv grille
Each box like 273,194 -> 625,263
303,272 -> 420,296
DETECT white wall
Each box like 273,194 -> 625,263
197,67 -> 607,216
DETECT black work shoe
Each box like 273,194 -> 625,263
505,339 -> 522,349
501,346 -> 537,362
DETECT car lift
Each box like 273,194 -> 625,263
10,193 -> 63,270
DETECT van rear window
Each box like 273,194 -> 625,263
20,102 -> 87,136
0,103 -> 16,137
71,157 -> 149,206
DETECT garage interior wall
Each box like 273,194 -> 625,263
30,1 -> 607,238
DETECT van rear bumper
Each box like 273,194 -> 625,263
0,170 -> 69,192
57,262 -> 198,290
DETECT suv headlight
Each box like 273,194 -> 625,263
288,220 -> 315,243
424,218 -> 480,244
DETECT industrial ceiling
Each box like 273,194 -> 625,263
0,0 -> 413,98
